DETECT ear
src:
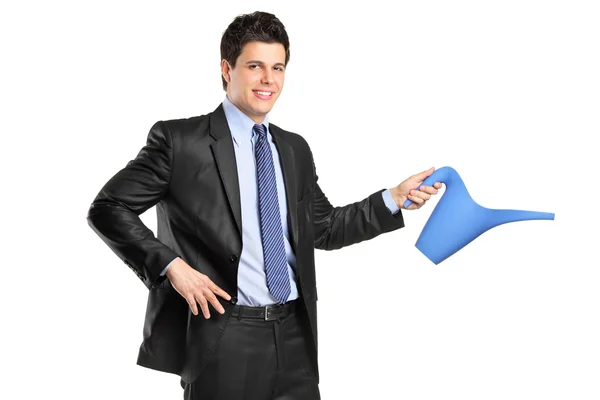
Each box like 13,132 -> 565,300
221,59 -> 231,84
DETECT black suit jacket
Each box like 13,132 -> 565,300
87,103 -> 405,384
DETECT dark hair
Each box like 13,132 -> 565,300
220,11 -> 290,91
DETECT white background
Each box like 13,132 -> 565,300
1,1 -> 599,399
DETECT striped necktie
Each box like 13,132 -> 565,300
253,123 -> 291,304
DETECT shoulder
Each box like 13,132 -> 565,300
269,123 -> 315,179
159,114 -> 211,139
269,123 -> 312,153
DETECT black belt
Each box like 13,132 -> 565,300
231,299 -> 298,321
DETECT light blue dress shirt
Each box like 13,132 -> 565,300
160,96 -> 400,306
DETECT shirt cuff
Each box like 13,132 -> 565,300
160,257 -> 179,276
381,189 -> 400,215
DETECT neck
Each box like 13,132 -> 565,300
226,94 -> 266,124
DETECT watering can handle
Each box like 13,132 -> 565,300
402,168 -> 446,209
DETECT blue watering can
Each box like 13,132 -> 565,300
403,166 -> 555,264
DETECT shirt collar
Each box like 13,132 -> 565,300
222,95 -> 270,146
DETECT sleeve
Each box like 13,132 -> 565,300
160,257 -> 180,276
311,160 -> 405,251
381,189 -> 401,214
86,121 -> 180,289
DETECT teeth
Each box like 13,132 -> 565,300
256,91 -> 272,96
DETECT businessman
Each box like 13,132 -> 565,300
87,11 -> 442,400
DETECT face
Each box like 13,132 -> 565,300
222,41 -> 286,124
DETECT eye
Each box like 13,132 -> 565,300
249,64 -> 260,70
275,66 -> 285,72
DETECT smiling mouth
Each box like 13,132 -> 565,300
253,90 -> 274,100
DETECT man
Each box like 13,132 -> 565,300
87,11 -> 442,400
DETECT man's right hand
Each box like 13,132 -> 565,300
165,258 -> 231,319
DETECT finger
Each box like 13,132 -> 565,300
434,182 -> 443,189
195,293 -> 210,319
418,185 -> 438,195
413,167 -> 435,181
185,295 -> 199,316
406,201 -> 419,210
203,287 -> 225,314
412,189 -> 431,201
407,194 -> 425,205
200,275 -> 231,301
211,284 -> 232,301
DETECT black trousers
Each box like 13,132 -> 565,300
180,303 -> 320,400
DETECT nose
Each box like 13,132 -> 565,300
261,67 -> 273,85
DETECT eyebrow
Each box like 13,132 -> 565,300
244,60 -> 286,68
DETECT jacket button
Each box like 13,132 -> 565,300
230,296 -> 238,305
229,254 -> 238,262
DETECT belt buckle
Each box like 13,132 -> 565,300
264,304 -> 282,321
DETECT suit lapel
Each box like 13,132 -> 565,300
209,104 -> 243,237
270,124 -> 299,255
207,105 -> 299,258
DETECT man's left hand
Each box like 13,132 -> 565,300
390,167 -> 443,210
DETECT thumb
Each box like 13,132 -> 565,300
414,166 -> 435,181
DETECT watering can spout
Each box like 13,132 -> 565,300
404,167 -> 554,264
483,208 -> 555,228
